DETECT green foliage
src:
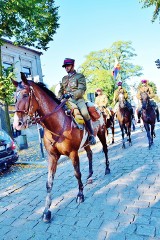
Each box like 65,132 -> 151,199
139,0 -> 160,22
0,67 -> 16,104
0,0 -> 59,50
80,41 -> 143,105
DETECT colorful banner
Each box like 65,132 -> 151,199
113,58 -> 120,79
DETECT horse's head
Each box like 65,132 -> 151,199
12,72 -> 39,130
140,92 -> 149,110
118,93 -> 126,108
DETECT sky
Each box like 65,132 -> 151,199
40,0 -> 160,93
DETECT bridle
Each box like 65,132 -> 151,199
15,85 -> 36,116
118,93 -> 126,108
15,83 -> 68,124
140,92 -> 149,110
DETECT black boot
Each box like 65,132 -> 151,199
156,108 -> 160,122
85,120 -> 96,145
137,110 -> 141,123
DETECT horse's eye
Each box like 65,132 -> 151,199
23,94 -> 29,98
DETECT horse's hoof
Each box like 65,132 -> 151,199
105,168 -> 110,175
76,194 -> 84,203
87,178 -> 93,184
87,171 -> 93,180
42,210 -> 51,223
112,140 -> 114,144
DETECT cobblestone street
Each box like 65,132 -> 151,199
0,123 -> 160,240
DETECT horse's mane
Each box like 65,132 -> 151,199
36,82 -> 61,104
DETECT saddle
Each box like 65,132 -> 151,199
65,100 -> 101,125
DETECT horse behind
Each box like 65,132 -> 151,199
117,93 -> 132,148
102,108 -> 115,144
140,92 -> 156,149
12,72 -> 110,223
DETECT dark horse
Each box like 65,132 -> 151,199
140,92 -> 156,149
12,72 -> 110,223
102,108 -> 115,144
116,93 -> 132,148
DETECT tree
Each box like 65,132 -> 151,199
0,0 -> 59,135
0,67 -> 16,136
80,41 -> 143,105
139,0 -> 160,22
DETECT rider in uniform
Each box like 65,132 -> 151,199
113,82 -> 134,118
58,58 -> 96,145
137,79 -> 160,123
95,88 -> 108,112
95,88 -> 113,122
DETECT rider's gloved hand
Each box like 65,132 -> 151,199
63,93 -> 73,99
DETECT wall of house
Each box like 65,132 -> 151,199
1,41 -> 43,82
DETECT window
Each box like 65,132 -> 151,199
22,67 -> 31,79
3,62 -> 13,75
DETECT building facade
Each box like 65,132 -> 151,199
1,39 -> 43,82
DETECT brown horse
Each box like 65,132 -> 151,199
140,92 -> 156,149
12,72 -> 110,222
116,93 -> 132,148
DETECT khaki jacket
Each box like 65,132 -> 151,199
95,94 -> 108,111
113,87 -> 128,104
137,85 -> 154,99
58,71 -> 86,100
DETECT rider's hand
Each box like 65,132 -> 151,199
63,93 -> 73,99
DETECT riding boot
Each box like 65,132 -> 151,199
85,119 -> 96,145
137,110 -> 141,123
156,108 -> 160,122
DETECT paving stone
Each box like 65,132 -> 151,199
136,224 -> 156,237
1,125 -> 160,239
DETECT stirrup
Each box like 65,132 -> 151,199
88,135 -> 96,145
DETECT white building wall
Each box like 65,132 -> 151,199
1,40 -> 43,82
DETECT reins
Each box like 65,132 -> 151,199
15,84 -> 70,141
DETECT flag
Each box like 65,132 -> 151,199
113,58 -> 120,79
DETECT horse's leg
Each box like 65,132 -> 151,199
70,151 -> 84,203
151,124 -> 155,144
84,145 -> 93,182
120,124 -> 125,148
126,121 -> 132,146
97,128 -> 110,175
144,123 -> 151,149
111,120 -> 115,144
42,155 -> 58,223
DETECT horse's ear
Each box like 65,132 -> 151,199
11,78 -> 19,87
20,72 -> 28,84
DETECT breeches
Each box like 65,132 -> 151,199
70,98 -> 90,121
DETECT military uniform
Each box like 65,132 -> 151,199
113,88 -> 128,104
58,70 -> 91,121
137,85 -> 154,100
95,94 -> 108,112
113,87 -> 133,116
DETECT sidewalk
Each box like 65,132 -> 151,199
15,125 -> 70,165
